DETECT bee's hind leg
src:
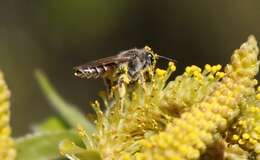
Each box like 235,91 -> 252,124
103,78 -> 114,99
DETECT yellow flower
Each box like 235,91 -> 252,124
0,71 -> 16,160
137,35 -> 259,159
59,36 -> 260,160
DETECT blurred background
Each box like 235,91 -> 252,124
0,0 -> 260,136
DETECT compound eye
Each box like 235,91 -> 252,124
147,53 -> 153,58
145,53 -> 154,64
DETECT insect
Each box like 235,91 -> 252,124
73,46 -> 174,87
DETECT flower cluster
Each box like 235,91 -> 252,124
59,36 -> 260,160
137,35 -> 259,160
0,71 -> 16,160
226,86 -> 260,154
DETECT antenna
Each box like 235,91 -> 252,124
157,55 -> 177,63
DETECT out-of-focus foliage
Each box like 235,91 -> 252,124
16,130 -> 79,160
15,71 -> 95,160
35,70 -> 95,134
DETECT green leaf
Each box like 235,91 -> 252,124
59,139 -> 102,160
75,150 -> 102,160
34,116 -> 68,133
35,70 -> 95,134
16,131 -> 81,160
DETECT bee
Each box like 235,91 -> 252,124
73,46 -> 174,88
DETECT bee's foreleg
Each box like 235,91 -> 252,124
116,74 -> 129,113
138,71 -> 147,91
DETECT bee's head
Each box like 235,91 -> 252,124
144,46 -> 176,65
144,46 -> 157,66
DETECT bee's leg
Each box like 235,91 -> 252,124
103,78 -> 113,99
138,71 -> 147,91
116,74 -> 128,114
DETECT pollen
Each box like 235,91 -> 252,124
169,62 -> 176,71
256,93 -> 260,100
238,139 -> 245,145
156,68 -> 167,77
144,46 -> 152,52
242,133 -> 250,140
77,125 -> 87,138
257,86 -> 260,92
232,134 -> 240,141
205,64 -> 212,72
0,71 -> 16,160
185,66 -> 192,74
212,65 -> 219,73
216,72 -> 225,78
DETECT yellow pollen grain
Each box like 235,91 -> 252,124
216,64 -> 222,70
169,62 -> 176,71
193,71 -> 201,77
132,92 -> 137,101
77,126 -> 87,137
212,65 -> 222,73
256,93 -> 260,100
139,140 -> 153,148
253,79 -> 258,85
238,120 -> 246,126
232,134 -> 240,141
185,66 -> 191,74
191,65 -> 202,73
135,154 -> 148,160
205,64 -> 212,72
216,72 -> 225,78
242,133 -> 250,140
257,86 -> 260,92
207,74 -> 214,80
121,154 -> 131,160
249,138 -> 257,145
255,144 -> 260,153
156,69 -> 167,77
238,139 -> 245,145
255,126 -> 260,133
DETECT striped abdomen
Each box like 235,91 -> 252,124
73,64 -> 115,79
